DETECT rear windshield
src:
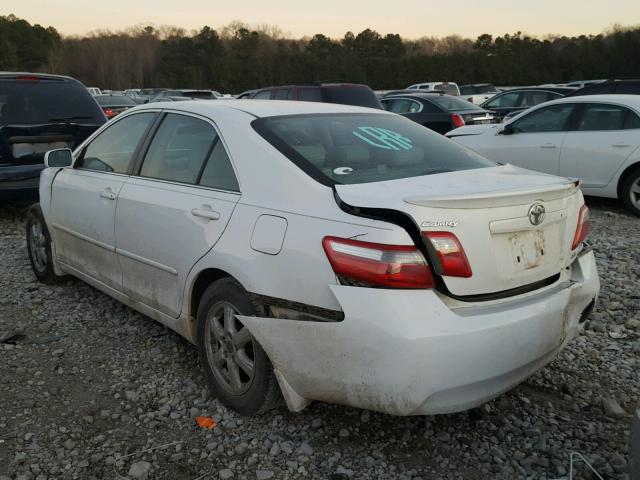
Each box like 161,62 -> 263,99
0,78 -> 105,125
253,113 -> 494,186
434,84 -> 460,96
429,95 -> 478,111
322,86 -> 382,109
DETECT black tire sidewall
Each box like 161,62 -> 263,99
196,278 -> 275,416
26,206 -> 58,283
621,169 -> 640,217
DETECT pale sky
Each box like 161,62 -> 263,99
6,0 -> 640,39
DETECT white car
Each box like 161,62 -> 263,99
27,100 -> 599,416
447,95 -> 640,217
407,82 -> 460,96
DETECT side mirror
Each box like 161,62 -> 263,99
44,148 -> 73,168
500,124 -> 514,135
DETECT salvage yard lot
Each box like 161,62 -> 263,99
0,198 -> 637,480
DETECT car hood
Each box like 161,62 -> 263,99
445,123 -> 503,138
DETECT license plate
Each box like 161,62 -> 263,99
12,141 -> 69,159
509,230 -> 546,270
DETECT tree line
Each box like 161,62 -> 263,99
1,14 -> 639,93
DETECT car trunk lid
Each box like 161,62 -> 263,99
335,164 -> 583,297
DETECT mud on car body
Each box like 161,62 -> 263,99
28,100 -> 599,416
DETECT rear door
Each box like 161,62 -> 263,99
483,103 -> 575,175
50,112 -> 156,288
115,112 -> 241,318
559,103 -> 640,188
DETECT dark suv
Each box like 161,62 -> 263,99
0,73 -> 106,198
250,83 -> 382,109
568,79 -> 640,96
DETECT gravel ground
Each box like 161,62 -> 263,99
0,197 -> 637,480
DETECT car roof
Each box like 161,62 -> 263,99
133,99 -> 390,118
549,94 -> 640,108
383,92 -> 450,100
497,86 -> 576,94
0,72 -> 78,82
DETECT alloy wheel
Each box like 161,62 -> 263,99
29,220 -> 48,273
630,177 -> 640,209
204,301 -> 255,394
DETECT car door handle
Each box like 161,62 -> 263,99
611,143 -> 630,148
100,188 -> 117,200
540,143 -> 557,149
191,206 -> 220,221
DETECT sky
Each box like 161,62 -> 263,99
6,0 -> 640,39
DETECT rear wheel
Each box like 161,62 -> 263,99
26,205 -> 67,284
621,168 -> 640,217
196,278 -> 282,415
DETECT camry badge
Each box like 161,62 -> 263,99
421,220 -> 458,228
528,203 -> 546,226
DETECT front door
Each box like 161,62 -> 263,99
50,112 -> 156,289
485,103 -> 575,175
115,112 -> 241,318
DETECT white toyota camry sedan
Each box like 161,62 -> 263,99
27,100 -> 599,416
446,95 -> 640,217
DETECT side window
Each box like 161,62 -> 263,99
274,89 -> 290,100
383,99 -> 413,114
624,110 -> 640,129
199,140 -> 240,192
521,91 -> 553,107
577,104 -> 628,131
139,113 -> 216,184
486,92 -> 520,108
420,100 -> 442,113
76,112 -> 155,173
511,104 -> 574,134
253,90 -> 272,100
298,87 -> 322,102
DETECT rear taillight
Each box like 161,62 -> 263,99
322,236 -> 434,289
104,108 -> 114,118
423,232 -> 472,278
571,205 -> 590,250
450,113 -> 465,128
16,76 -> 39,82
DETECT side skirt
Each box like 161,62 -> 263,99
58,261 -> 196,344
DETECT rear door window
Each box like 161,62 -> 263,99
252,113 -> 494,186
382,99 -> 422,114
75,113 -> 155,173
577,104 -> 629,131
511,104 -> 574,133
274,89 -> 290,100
624,110 -> 640,129
139,113 -> 216,184
199,140 -> 240,192
298,88 -> 323,102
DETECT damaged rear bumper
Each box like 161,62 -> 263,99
239,250 -> 599,416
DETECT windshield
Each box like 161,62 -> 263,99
0,79 -> 105,125
253,113 -> 494,186
429,95 -> 478,111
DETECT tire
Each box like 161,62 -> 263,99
26,205 -> 67,284
621,168 -> 640,217
196,278 -> 282,415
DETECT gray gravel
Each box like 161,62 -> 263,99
0,197 -> 637,479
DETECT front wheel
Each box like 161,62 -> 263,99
196,278 -> 282,415
621,168 -> 640,217
26,205 -> 67,284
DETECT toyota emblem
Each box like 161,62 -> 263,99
528,203 -> 546,226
